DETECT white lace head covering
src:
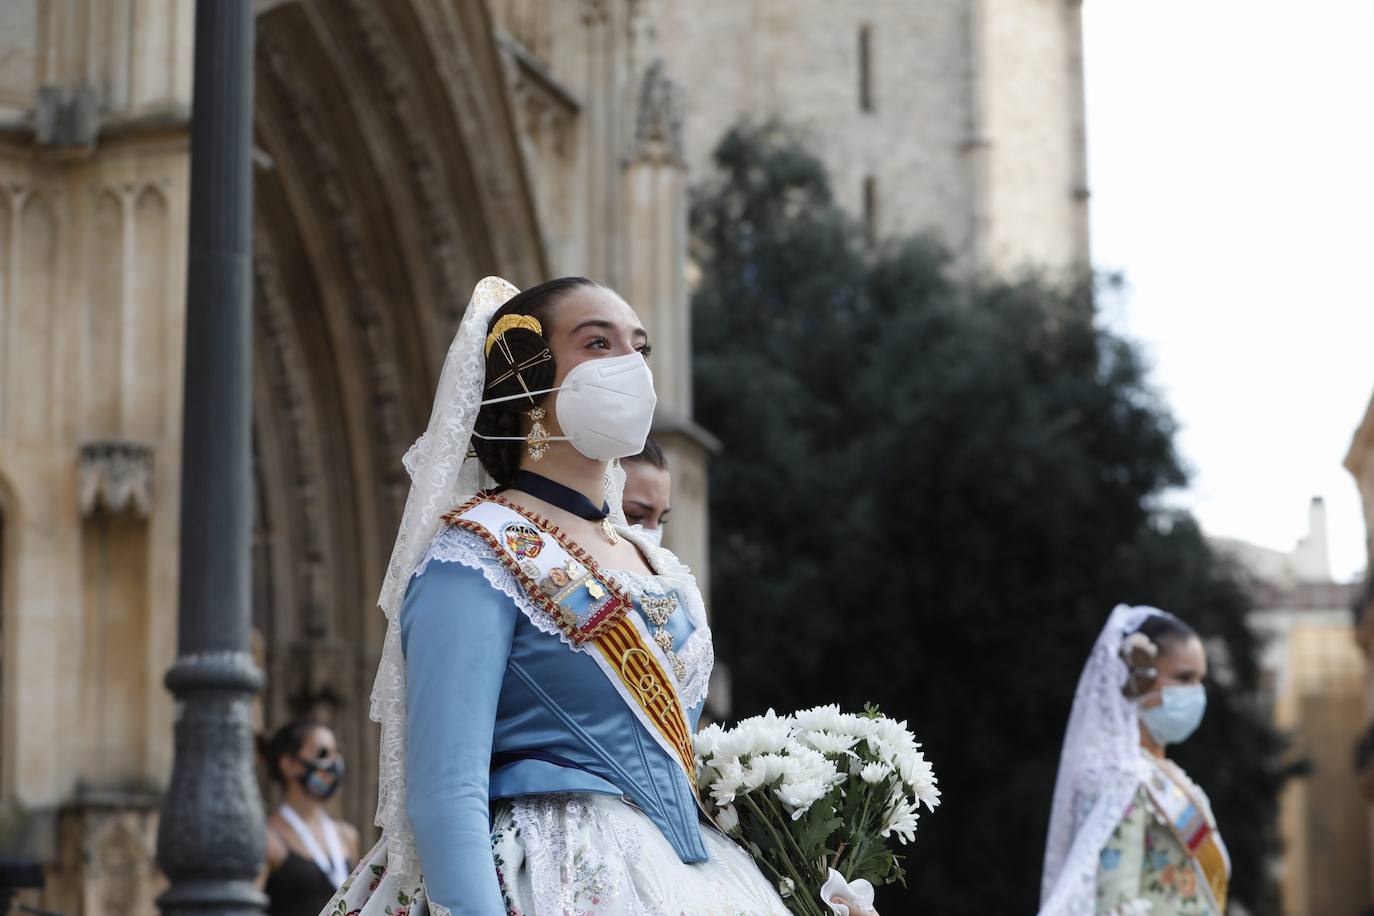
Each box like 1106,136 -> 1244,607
1039,603 -> 1177,915
369,276 -> 628,878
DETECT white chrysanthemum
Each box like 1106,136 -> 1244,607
782,744 -> 833,775
838,712 -> 877,738
716,803 -> 740,835
733,709 -> 793,755
881,796 -> 921,844
896,749 -> 940,809
798,729 -> 860,757
860,762 -> 893,784
742,753 -> 788,791
793,704 -> 845,734
776,775 -> 830,819
713,725 -> 757,760
696,758 -> 716,792
874,717 -> 921,754
710,758 -> 746,807
694,722 -> 726,760
863,733 -> 893,761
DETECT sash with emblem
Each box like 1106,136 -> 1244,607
442,494 -> 699,794
1142,761 -> 1230,913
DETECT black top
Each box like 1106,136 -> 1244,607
265,851 -> 346,916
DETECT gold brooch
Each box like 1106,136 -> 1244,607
640,593 -> 684,682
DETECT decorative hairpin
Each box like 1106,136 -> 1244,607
1122,632 -> 1158,660
1121,632 -> 1160,694
484,313 -> 552,401
485,314 -> 544,356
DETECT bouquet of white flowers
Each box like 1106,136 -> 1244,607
694,704 -> 940,916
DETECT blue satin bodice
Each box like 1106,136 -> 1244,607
401,527 -> 705,914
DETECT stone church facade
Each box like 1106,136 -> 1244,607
0,0 -> 707,910
0,1 -> 1088,911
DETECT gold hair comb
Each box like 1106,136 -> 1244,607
485,314 -> 544,357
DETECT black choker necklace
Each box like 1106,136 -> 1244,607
508,470 -> 620,545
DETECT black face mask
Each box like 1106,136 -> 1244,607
295,755 -> 345,800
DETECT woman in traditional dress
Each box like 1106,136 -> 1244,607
325,277 -> 875,915
1039,605 -> 1230,916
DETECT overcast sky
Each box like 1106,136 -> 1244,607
1082,1 -> 1374,582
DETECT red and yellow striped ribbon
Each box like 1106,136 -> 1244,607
592,615 -> 698,789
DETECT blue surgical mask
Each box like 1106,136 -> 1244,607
1139,684 -> 1206,746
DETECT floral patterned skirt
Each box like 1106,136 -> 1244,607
324,793 -> 789,916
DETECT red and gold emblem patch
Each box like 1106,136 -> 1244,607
501,522 -> 544,559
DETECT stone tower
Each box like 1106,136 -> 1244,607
651,0 -> 1091,273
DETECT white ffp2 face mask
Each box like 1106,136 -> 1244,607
476,352 -> 657,461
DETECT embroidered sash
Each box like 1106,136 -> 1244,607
1142,763 -> 1230,914
442,495 -> 699,793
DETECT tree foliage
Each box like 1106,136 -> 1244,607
691,122 -> 1284,915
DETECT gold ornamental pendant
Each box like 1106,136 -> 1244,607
600,517 -> 620,545
526,407 -> 551,461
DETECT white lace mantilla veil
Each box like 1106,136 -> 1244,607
1039,604 -> 1178,916
368,276 -> 630,883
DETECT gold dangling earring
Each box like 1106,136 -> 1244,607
526,406 -> 551,461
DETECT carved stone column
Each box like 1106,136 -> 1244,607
155,2 -> 265,913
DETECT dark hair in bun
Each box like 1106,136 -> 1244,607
473,277 -> 601,485
1135,614 -> 1197,652
256,719 -> 325,786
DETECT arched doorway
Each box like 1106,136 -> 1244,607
248,0 -> 546,839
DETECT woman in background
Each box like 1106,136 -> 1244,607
621,436 -> 671,541
258,719 -> 358,916
1039,605 -> 1229,916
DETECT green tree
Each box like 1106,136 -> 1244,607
691,122 -> 1284,915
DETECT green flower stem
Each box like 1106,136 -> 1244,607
735,802 -> 795,891
740,793 -> 825,916
838,784 -> 875,878
763,790 -> 822,878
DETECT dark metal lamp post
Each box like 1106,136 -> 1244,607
155,2 -> 265,913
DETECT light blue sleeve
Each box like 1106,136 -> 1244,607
401,558 -> 517,915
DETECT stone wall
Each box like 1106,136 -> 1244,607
0,0 -> 194,881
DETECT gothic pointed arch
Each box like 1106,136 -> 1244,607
250,0 -> 547,835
